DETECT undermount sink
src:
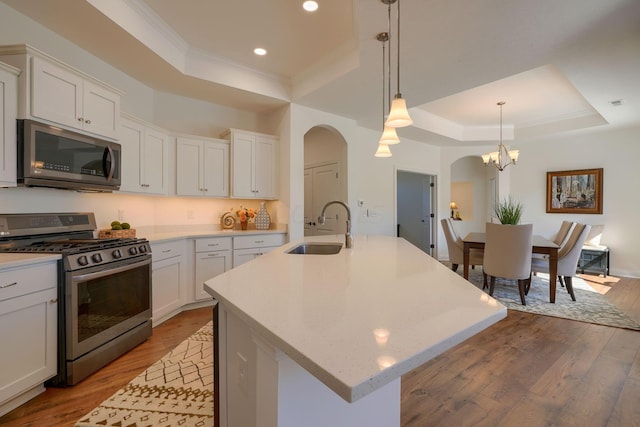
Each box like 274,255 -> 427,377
287,242 -> 343,255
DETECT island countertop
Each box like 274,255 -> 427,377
205,234 -> 506,403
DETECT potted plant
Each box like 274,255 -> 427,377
495,196 -> 524,224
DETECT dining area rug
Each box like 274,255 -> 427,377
462,267 -> 640,331
75,321 -> 214,427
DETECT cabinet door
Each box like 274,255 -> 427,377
143,128 -> 169,195
203,140 -> 229,197
233,248 -> 260,267
82,80 -> 119,139
0,287 -> 57,404
152,255 -> 184,324
31,56 -> 82,130
0,65 -> 17,187
231,132 -> 254,198
254,136 -> 275,198
118,118 -> 144,192
195,251 -> 231,301
176,138 -> 204,196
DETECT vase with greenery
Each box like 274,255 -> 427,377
495,196 -> 524,224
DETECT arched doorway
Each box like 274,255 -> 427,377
303,126 -> 348,236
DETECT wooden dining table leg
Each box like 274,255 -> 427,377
463,242 -> 470,279
548,247 -> 558,303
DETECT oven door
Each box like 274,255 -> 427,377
66,256 -> 151,360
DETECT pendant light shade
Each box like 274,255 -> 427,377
386,96 -> 413,127
374,143 -> 392,157
380,125 -> 400,145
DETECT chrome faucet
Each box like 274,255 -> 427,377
318,200 -> 353,248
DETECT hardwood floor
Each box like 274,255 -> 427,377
401,274 -> 640,427
1,274 -> 638,427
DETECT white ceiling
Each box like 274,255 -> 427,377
3,0 -> 639,147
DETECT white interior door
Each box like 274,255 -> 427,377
304,163 -> 343,236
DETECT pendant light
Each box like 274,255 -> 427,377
375,31 -> 394,157
482,102 -> 520,171
384,0 -> 413,128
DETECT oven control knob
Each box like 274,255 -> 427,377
139,245 -> 148,253
92,253 -> 103,263
129,247 -> 139,255
78,255 -> 89,266
112,249 -> 122,259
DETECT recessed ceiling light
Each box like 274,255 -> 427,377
303,1 -> 319,12
254,47 -> 267,56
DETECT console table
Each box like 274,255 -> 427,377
577,245 -> 609,277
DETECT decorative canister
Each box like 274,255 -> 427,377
255,202 -> 271,230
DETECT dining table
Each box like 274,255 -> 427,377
462,232 -> 560,303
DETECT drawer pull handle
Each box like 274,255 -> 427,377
162,249 -> 172,253
208,243 -> 219,247
255,240 -> 264,243
50,298 -> 58,304
0,281 -> 17,289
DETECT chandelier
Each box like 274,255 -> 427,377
482,101 -> 519,171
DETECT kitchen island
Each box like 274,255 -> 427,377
204,235 -> 506,427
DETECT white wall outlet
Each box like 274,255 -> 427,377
236,352 -> 248,395
118,209 -> 125,221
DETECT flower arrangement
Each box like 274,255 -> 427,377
235,206 -> 255,223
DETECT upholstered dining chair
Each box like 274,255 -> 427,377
553,220 -> 575,246
531,223 -> 591,301
441,218 -> 483,272
483,222 -> 533,305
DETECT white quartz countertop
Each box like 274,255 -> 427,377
205,234 -> 506,403
0,253 -> 61,269
138,225 -> 287,243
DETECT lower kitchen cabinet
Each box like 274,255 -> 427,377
233,233 -> 286,267
0,260 -> 58,417
150,240 -> 186,325
194,237 -> 231,301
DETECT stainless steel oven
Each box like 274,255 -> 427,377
0,213 -> 152,386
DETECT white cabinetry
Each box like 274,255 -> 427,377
119,115 -> 170,195
0,260 -> 58,417
233,234 -> 286,267
194,237 -> 231,301
150,240 -> 185,325
176,136 -> 229,197
0,61 -> 19,187
223,129 -> 278,199
0,45 -> 122,140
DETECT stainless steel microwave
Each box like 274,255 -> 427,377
17,119 -> 121,192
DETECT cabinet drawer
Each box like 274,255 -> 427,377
195,237 -> 232,252
151,240 -> 185,262
0,261 -> 57,302
234,234 -> 285,249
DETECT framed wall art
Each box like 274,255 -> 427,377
546,168 -> 603,214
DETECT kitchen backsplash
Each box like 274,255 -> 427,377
0,186 -> 279,231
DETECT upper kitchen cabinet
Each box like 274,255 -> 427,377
0,45 -> 123,140
119,114 -> 170,195
0,61 -> 19,187
222,129 -> 278,199
176,136 -> 229,197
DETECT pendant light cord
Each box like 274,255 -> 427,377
396,0 -> 401,96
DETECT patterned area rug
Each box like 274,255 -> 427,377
462,268 -> 640,331
75,321 -> 214,427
